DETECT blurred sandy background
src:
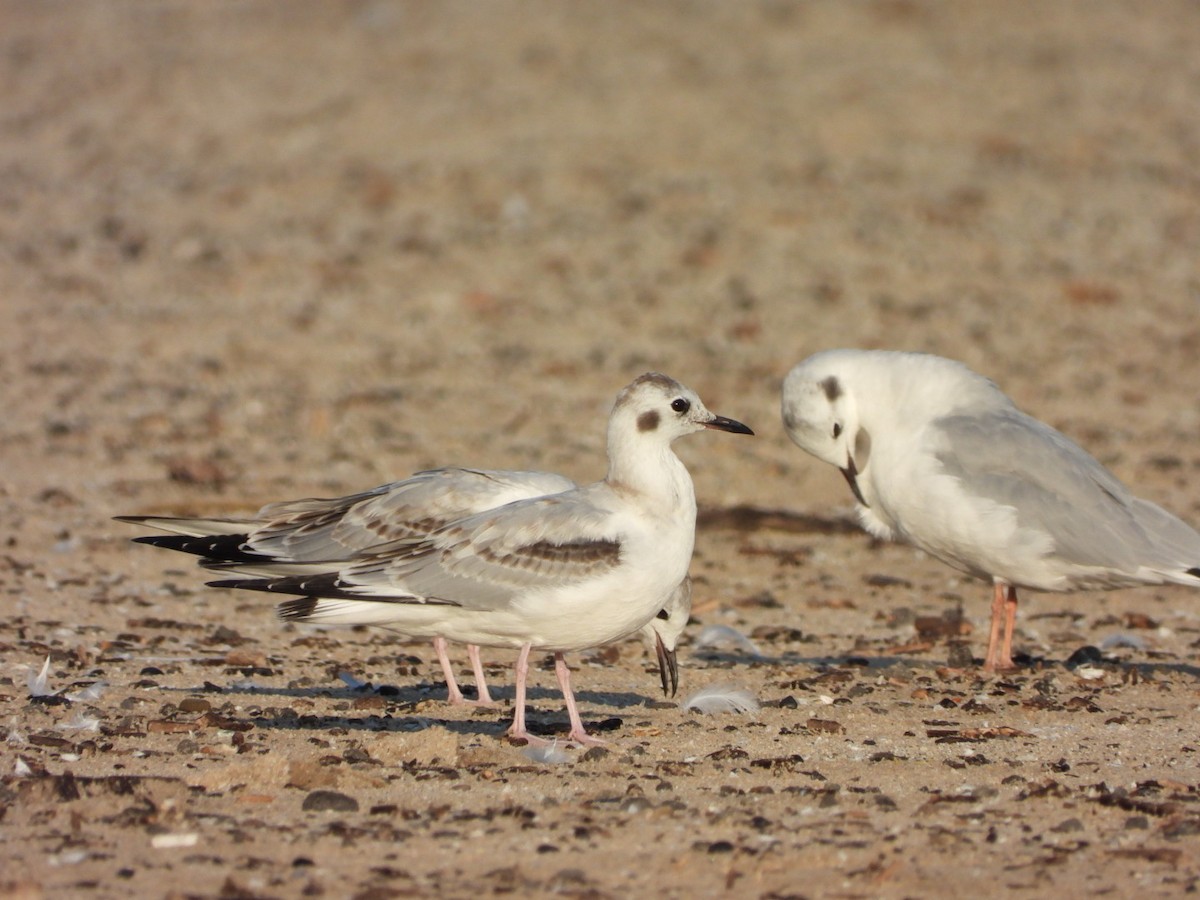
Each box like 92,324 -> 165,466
3,3 -> 1200,897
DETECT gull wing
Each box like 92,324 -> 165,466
932,409 -> 1197,573
333,488 -> 623,610
249,467 -> 575,560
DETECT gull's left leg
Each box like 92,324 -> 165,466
554,652 -> 608,747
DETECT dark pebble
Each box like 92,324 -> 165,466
30,694 -> 68,707
301,790 -> 359,812
139,666 -> 164,676
865,573 -> 911,588
947,641 -> 975,668
707,840 -> 735,854
1065,645 -> 1104,669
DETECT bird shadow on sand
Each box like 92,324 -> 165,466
152,677 -> 667,741
687,648 -> 1200,681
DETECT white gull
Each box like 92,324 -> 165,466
781,349 -> 1200,671
206,373 -> 751,744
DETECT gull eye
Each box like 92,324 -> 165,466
832,423 -> 842,439
656,608 -> 671,621
671,398 -> 690,414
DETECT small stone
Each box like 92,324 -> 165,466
301,790 -> 359,813
1051,817 -> 1084,833
1064,646 -> 1104,669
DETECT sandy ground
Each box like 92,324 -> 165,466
3,2 -> 1200,897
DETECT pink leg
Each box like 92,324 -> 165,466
982,581 -> 1018,672
999,585 -> 1019,670
433,639 -> 497,707
506,643 -> 549,744
467,644 -> 497,706
554,653 -> 607,747
432,636 -> 466,704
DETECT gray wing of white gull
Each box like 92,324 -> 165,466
344,488 -> 622,608
933,408 -> 1200,582
212,488 -> 626,610
250,467 -> 576,560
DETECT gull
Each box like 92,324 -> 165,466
205,373 -> 753,744
781,349 -> 1200,672
117,467 -> 576,705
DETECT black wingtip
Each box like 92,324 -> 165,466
277,596 -> 319,620
206,578 -> 260,591
1187,567 -> 1200,580
207,572 -> 344,599
133,532 -> 260,561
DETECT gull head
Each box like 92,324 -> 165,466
781,353 -> 871,505
611,373 -> 754,446
640,577 -> 692,697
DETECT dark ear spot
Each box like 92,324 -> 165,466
638,410 -> 660,432
820,376 -> 842,402
854,427 -> 872,471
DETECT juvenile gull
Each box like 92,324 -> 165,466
117,467 -> 576,705
208,374 -> 751,744
781,349 -> 1200,671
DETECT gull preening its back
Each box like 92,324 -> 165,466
781,349 -> 1200,671
207,373 -> 752,744
117,467 -> 577,705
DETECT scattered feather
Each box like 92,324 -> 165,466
521,742 -> 574,765
1075,665 -> 1105,680
228,678 -> 265,691
27,656 -> 53,697
6,726 -> 25,746
338,671 -> 368,690
682,683 -> 760,715
50,849 -> 89,867
55,711 -> 101,732
693,624 -> 762,657
64,682 -> 106,704
14,757 -> 33,777
1100,633 -> 1145,651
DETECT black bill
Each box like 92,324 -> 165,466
704,414 -> 754,435
655,633 -> 679,698
840,456 -> 868,507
